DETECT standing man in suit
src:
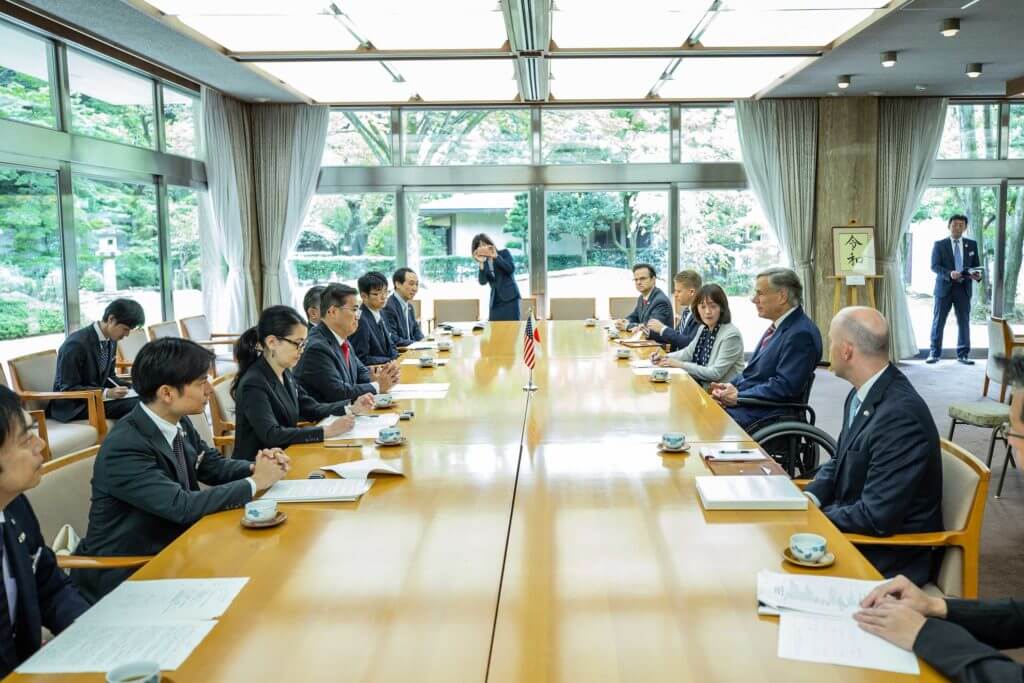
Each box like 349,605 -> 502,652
349,271 -> 400,366
644,269 -> 702,350
805,307 -> 943,584
0,385 -> 90,676
383,268 -> 424,348
928,214 -> 982,365
615,264 -> 674,333
51,298 -> 145,422
294,283 -> 399,404
303,285 -> 325,328
710,267 -> 822,429
72,338 -> 290,602
473,233 -> 521,322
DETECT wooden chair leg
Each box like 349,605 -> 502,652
1000,382 -> 1007,403
961,542 -> 980,599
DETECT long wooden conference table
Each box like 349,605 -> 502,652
11,322 -> 942,682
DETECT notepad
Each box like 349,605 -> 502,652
695,475 -> 807,510
103,388 -> 138,401
322,458 -> 404,479
321,414 -> 400,441
700,447 -> 767,462
630,367 -> 685,376
389,383 -> 450,399
261,478 -> 373,502
400,358 -> 449,367
405,341 -> 438,350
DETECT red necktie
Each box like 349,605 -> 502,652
341,340 -> 350,363
759,324 -> 777,351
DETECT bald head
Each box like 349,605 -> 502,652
834,307 -> 889,358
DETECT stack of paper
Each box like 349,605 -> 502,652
321,414 -> 400,441
17,578 -> 248,673
695,475 -> 807,510
631,367 -> 686,376
104,388 -> 139,401
389,382 -> 450,399
700,447 -> 767,462
405,341 -> 438,350
400,358 -> 449,367
757,571 -> 919,675
322,458 -> 404,479
261,478 -> 373,502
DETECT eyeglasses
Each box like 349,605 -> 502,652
278,337 -> 307,351
1006,430 -> 1024,441
335,305 -> 361,316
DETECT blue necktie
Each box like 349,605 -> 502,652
954,240 -> 963,272
847,395 -> 862,429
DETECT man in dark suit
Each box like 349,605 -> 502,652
806,307 -> 943,584
0,385 -> 90,676
383,268 -> 424,347
645,269 -> 702,350
710,267 -> 822,429
303,285 -> 325,328
51,298 -> 145,422
928,214 -> 982,365
294,283 -> 400,404
71,338 -> 289,602
614,263 -> 674,333
349,271 -> 401,366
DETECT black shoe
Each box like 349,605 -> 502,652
958,357 -> 975,365
925,355 -> 939,364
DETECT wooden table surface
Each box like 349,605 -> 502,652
10,322 -> 942,682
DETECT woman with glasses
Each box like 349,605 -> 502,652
231,305 -> 374,461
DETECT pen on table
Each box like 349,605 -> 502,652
759,465 -> 772,475
325,443 -> 363,449
716,449 -> 757,455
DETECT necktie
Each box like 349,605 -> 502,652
759,324 -> 777,351
98,341 -> 111,375
406,306 -> 414,338
341,340 -> 350,363
847,395 -> 862,429
0,526 -> 14,664
678,311 -> 689,332
170,430 -> 190,489
954,239 -> 963,272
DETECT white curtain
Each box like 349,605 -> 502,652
200,87 -> 259,331
735,99 -> 819,311
877,97 -> 948,359
250,104 -> 329,308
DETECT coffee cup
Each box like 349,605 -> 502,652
651,367 -> 670,382
106,661 -> 161,683
244,499 -> 277,522
789,533 -> 827,563
615,348 -> 631,359
661,432 -> 686,450
418,354 -> 435,367
452,327 -> 464,337
437,340 -> 453,351
379,426 -> 402,443
585,318 -> 597,327
607,328 -> 620,339
373,393 -> 394,408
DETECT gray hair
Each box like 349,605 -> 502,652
756,267 -> 803,306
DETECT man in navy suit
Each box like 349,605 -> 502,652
710,267 -> 822,429
928,214 -> 982,365
615,263 -> 674,333
294,283 -> 399,403
806,307 -> 943,584
0,385 -> 90,676
645,269 -> 702,351
383,268 -> 424,348
349,271 -> 401,366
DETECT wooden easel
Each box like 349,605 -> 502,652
827,275 -> 882,315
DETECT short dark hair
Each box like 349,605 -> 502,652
691,284 -> 731,325
102,298 -> 145,329
303,286 -> 324,314
393,267 -> 416,286
132,338 -> 214,403
0,385 -> 26,452
471,233 -> 495,253
948,214 -> 969,227
674,270 -> 702,290
321,283 -> 358,314
632,263 -> 656,279
357,271 -> 389,296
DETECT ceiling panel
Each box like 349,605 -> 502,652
719,0 -> 889,8
548,58 -> 668,100
255,61 -> 414,103
551,1 -> 708,48
397,60 -> 519,101
658,56 -> 812,98
700,9 -> 876,46
176,15 -> 361,52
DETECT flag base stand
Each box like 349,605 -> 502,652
522,383 -> 539,392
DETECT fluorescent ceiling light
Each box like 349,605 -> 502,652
147,0 -> 335,15
718,0 -> 888,8
177,15 -> 360,51
547,58 -> 668,100
341,10 -> 507,50
657,56 -> 811,98
551,5 -> 707,48
699,9 -> 875,47
255,61 -> 414,102
396,60 -> 519,101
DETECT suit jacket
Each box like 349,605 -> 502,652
72,405 -> 253,602
0,496 -> 89,677
478,249 -> 521,313
382,294 -> 424,347
647,309 -> 701,351
232,357 -> 350,461
666,322 -> 745,386
914,598 -> 1024,683
726,306 -> 822,428
349,304 -> 399,366
932,237 -> 981,298
51,325 -> 128,422
624,287 -> 674,330
293,322 -> 377,404
805,365 -> 943,584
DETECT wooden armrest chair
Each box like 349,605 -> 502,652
984,317 -> 1024,402
433,299 -> 481,327
180,314 -> 239,343
147,320 -> 180,341
209,374 -> 237,437
844,439 -> 989,598
608,297 -> 636,320
550,298 -> 597,320
115,327 -> 148,373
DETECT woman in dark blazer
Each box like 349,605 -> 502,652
473,233 -> 522,321
232,306 -> 374,461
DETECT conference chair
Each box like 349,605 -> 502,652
844,439 -> 989,599
983,317 -> 1024,402
147,320 -> 180,341
7,350 -> 107,460
745,364 -> 828,477
187,412 -> 234,452
608,297 -> 636,320
410,299 -> 422,322
519,297 -> 539,320
549,298 -> 596,320
24,445 -> 152,572
179,314 -> 239,346
434,299 -> 480,325
209,374 -> 236,437
115,327 -> 148,373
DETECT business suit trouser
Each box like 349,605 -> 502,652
930,283 -> 971,358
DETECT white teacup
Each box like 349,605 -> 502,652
107,661 -> 161,683
452,328 -> 464,337
615,348 -> 631,359
374,393 -> 394,408
245,500 -> 277,522
585,318 -> 597,327
662,432 -> 687,450
379,426 -> 402,443
437,340 -> 453,351
418,354 -> 436,367
650,367 -> 670,382
607,329 -> 620,339
789,533 -> 828,563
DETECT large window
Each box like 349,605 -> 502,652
1002,185 -> 1024,324
323,110 -> 391,166
0,20 -> 55,129
938,104 -> 1000,160
542,108 -> 669,164
679,106 -> 741,162
73,176 -> 161,325
169,186 -> 203,318
402,110 -> 530,165
162,86 -> 200,158
68,49 -> 156,149
1010,104 -> 1024,160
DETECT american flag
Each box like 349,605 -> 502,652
523,311 -> 540,369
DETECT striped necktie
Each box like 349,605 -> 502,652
759,324 -> 777,351
171,431 -> 191,489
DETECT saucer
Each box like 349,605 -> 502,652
375,436 -> 407,447
241,511 -> 287,529
650,377 -> 670,383
782,547 -> 835,568
658,441 -> 690,453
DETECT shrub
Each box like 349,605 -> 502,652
293,256 -> 397,283
0,300 -> 29,340
80,269 -> 104,292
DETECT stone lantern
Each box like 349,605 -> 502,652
96,226 -> 120,292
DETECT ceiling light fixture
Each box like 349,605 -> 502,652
915,84 -> 928,91
880,51 -> 897,68
837,75 -> 851,89
965,63 -> 983,78
940,18 -> 961,37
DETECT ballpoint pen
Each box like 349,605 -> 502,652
325,444 -> 363,449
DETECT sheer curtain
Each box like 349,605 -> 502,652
735,99 -> 819,311
877,97 -> 948,359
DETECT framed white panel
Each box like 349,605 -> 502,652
548,58 -> 668,101
657,57 -> 812,99
699,9 -> 875,47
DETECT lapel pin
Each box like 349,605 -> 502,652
18,532 -> 26,543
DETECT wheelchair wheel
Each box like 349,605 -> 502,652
750,421 -> 837,478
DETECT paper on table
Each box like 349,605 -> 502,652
630,359 -> 654,368
17,619 -> 217,673
778,611 -> 919,675
389,383 -> 450,399
322,458 -> 404,479
631,367 -> 686,376
321,413 -> 400,440
400,358 -> 449,366
405,341 -> 437,350
104,388 -> 138,401
261,478 -> 373,503
757,570 -> 885,617
80,578 -> 249,623
700,447 -> 767,462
